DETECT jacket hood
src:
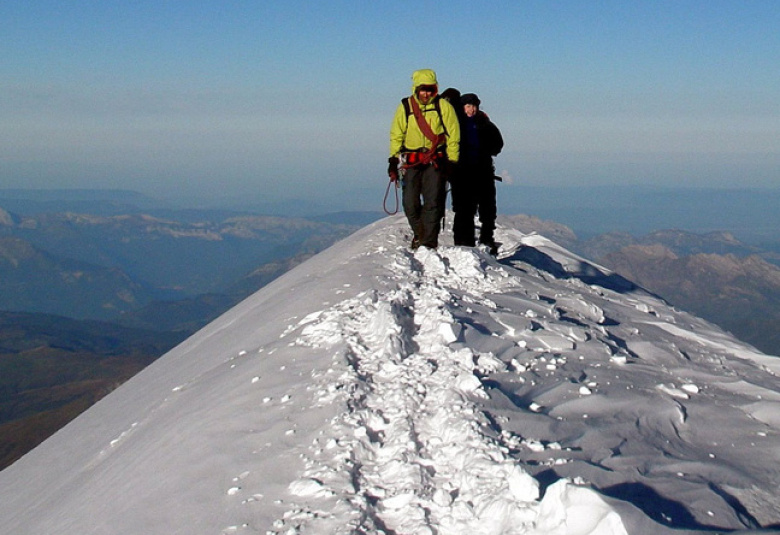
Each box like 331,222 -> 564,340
411,69 -> 438,93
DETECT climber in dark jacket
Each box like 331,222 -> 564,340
450,93 -> 504,254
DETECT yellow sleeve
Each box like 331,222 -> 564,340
389,103 -> 408,158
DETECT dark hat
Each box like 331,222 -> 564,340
461,93 -> 480,106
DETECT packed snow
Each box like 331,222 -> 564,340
2,214 -> 780,534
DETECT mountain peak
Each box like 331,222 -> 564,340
0,207 -> 15,226
1,216 -> 779,534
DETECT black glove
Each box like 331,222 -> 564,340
388,157 -> 400,182
438,159 -> 456,180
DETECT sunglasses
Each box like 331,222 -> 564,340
417,85 -> 436,93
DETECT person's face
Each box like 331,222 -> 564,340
464,103 -> 478,117
417,86 -> 434,104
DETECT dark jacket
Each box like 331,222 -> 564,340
459,111 -> 503,171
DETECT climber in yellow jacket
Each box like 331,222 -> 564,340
388,69 -> 460,249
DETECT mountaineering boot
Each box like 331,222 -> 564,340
480,239 -> 499,256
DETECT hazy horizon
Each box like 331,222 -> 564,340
2,184 -> 779,245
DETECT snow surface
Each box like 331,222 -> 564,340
2,215 -> 780,534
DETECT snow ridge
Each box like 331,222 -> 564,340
4,216 -> 780,534
274,243 -> 625,534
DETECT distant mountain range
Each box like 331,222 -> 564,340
0,205 -> 365,320
0,235 -> 156,318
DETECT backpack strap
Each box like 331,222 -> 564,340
402,97 -> 411,118
409,96 -> 444,148
402,96 -> 448,137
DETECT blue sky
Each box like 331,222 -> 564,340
1,0 -> 778,206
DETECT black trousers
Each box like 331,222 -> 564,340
451,167 -> 497,246
402,164 -> 446,248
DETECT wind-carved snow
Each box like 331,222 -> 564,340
277,245 -> 625,534
3,215 -> 780,535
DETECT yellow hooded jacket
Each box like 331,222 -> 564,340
389,69 -> 460,163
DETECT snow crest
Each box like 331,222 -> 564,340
5,216 -> 780,534
275,245 -> 626,534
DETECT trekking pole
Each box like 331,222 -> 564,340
383,179 -> 400,215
